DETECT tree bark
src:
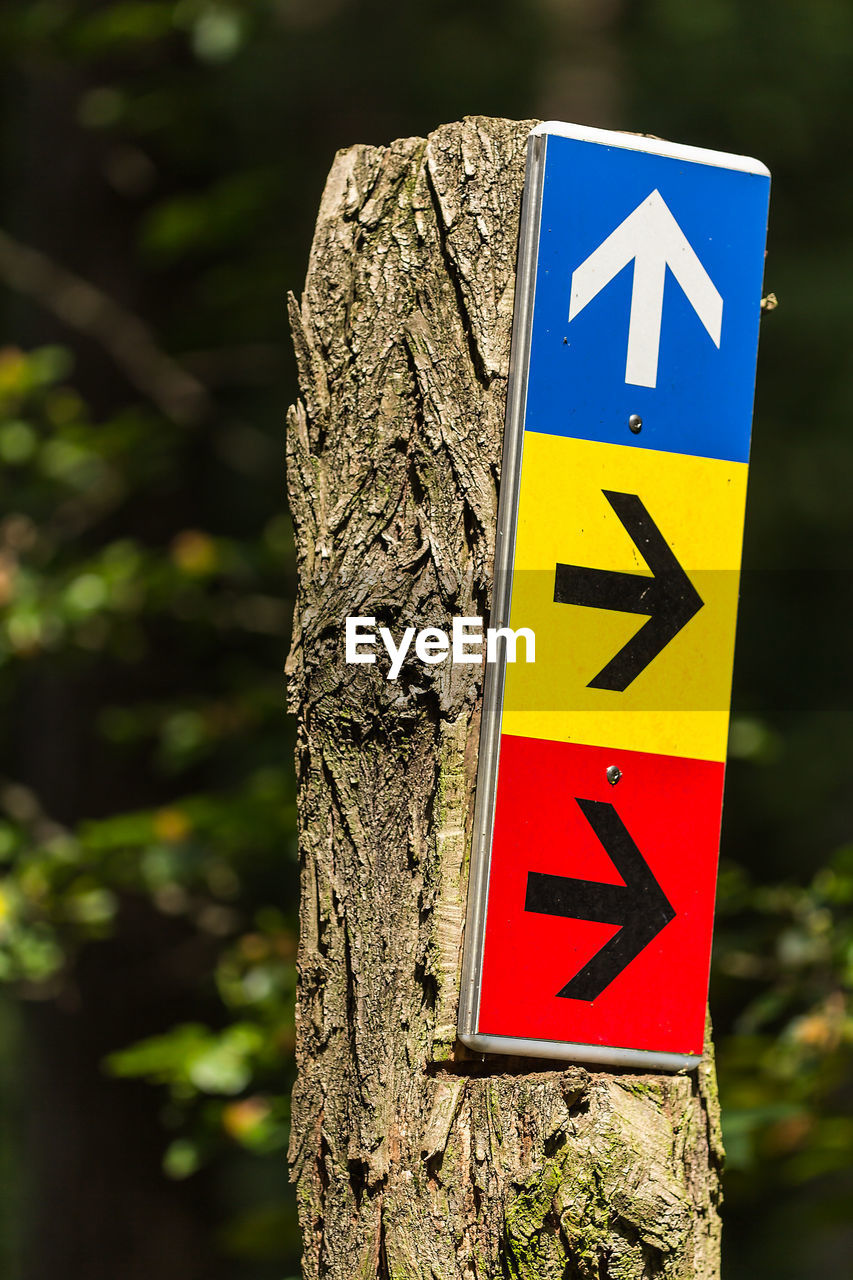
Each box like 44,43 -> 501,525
286,116 -> 724,1280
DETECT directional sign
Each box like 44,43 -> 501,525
458,122 -> 770,1070
568,189 -> 723,389
553,490 -> 704,692
473,736 -> 725,1058
524,798 -> 676,1000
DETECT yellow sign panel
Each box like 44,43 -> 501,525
502,432 -> 749,763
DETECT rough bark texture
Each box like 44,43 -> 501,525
286,116 -> 724,1280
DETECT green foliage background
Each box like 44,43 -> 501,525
0,2 -> 850,1277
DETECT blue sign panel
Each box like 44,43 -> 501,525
524,125 -> 771,464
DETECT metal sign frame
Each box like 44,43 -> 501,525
457,121 -> 770,1071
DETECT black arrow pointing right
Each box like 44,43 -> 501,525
554,490 -> 703,692
525,797 -> 675,1001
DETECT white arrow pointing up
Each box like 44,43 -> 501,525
568,189 -> 723,389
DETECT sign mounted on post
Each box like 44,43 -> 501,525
458,121 -> 771,1071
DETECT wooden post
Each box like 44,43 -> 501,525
286,116 -> 723,1280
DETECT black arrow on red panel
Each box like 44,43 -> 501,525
553,490 -> 703,692
524,797 -> 675,1001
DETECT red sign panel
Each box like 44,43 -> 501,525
476,735 -> 725,1058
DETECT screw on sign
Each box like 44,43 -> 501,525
458,121 -> 770,1070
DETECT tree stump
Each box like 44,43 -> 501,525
286,115 -> 723,1280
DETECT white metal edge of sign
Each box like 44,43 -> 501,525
457,127 -> 547,1058
456,121 -> 769,1073
532,119 -> 770,178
